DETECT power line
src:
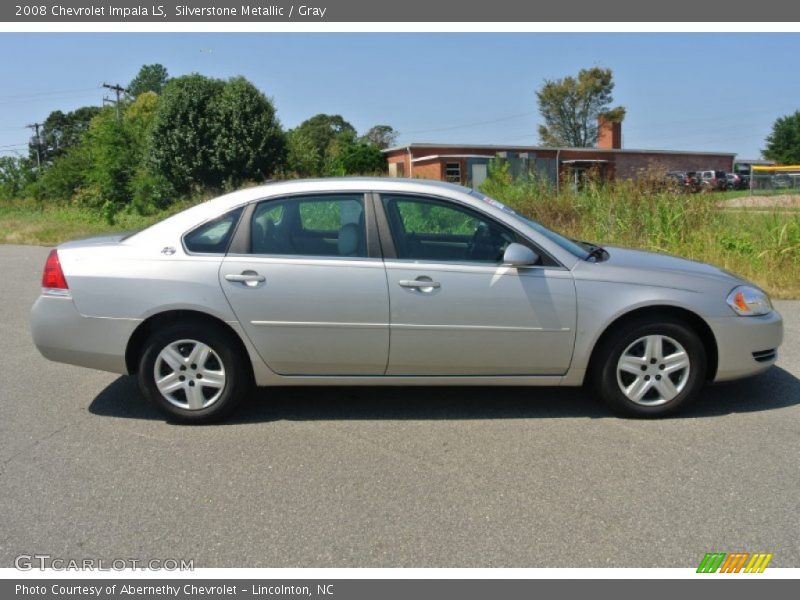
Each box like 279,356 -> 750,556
102,83 -> 127,123
402,111 -> 537,135
0,86 -> 99,102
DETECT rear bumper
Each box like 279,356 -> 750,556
31,294 -> 139,374
707,309 -> 784,382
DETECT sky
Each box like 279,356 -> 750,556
0,33 -> 798,159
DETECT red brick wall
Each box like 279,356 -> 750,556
384,146 -> 735,183
411,161 -> 444,180
614,152 -> 734,179
387,153 -> 410,177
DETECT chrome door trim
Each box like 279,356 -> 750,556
247,320 -> 569,332
383,259 -> 570,274
225,255 -> 386,269
391,323 -> 571,332
251,320 -> 388,329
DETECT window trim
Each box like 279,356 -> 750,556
372,192 -> 563,268
226,191 -> 380,260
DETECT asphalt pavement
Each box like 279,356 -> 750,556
1,244 -> 798,567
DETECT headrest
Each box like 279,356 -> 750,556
338,222 -> 361,256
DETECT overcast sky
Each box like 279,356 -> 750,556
1,33 -> 798,159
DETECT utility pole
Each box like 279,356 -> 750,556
102,83 -> 128,123
25,122 -> 42,169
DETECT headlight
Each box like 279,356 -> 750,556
726,285 -> 773,316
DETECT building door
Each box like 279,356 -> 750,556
471,163 -> 488,189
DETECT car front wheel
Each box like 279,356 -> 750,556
138,322 -> 250,423
592,317 -> 707,417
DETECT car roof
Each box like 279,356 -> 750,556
188,177 -> 474,217
126,178 -> 478,246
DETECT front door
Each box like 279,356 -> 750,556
377,193 -> 576,376
220,193 -> 389,375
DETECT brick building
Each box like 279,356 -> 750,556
384,119 -> 735,189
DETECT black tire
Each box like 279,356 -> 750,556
591,316 -> 707,418
137,321 -> 250,423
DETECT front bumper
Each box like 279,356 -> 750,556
707,309 -> 784,382
31,294 -> 140,374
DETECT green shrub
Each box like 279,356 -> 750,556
131,170 -> 175,215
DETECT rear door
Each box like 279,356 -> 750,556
219,193 -> 390,375
376,193 -> 577,376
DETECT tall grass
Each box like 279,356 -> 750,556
0,197 -> 198,246
481,176 -> 800,298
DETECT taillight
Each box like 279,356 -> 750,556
42,249 -> 69,290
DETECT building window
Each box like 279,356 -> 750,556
444,162 -> 461,183
396,162 -> 405,177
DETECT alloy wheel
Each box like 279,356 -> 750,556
153,339 -> 226,410
616,334 -> 691,406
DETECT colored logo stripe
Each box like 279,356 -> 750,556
719,553 -> 749,573
744,553 -> 773,573
697,553 -> 726,573
697,552 -> 773,573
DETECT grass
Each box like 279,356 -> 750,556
0,198 -> 194,246
2,182 -> 799,298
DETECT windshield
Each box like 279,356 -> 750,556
468,191 -> 591,260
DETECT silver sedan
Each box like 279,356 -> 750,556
31,178 -> 783,422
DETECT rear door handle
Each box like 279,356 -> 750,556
399,279 -> 440,291
225,271 -> 265,287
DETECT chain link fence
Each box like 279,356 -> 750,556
749,166 -> 800,193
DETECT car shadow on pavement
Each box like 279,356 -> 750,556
88,366 -> 800,424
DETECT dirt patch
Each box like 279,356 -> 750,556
719,194 -> 800,209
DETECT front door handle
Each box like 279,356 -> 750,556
225,271 -> 265,287
399,278 -> 440,292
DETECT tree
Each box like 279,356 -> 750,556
31,106 -> 101,164
84,107 -> 139,206
149,74 -> 285,192
536,67 -> 625,147
0,156 -> 36,199
148,74 -> 225,191
763,111 -> 800,164
128,63 -> 169,97
207,76 -> 286,188
332,142 -> 387,175
362,124 -> 398,150
286,114 -> 357,176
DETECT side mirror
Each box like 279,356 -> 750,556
502,243 -> 539,267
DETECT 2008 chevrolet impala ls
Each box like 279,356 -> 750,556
31,178 -> 783,422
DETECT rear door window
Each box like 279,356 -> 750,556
250,195 -> 367,258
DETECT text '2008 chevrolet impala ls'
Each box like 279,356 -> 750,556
31,178 -> 783,422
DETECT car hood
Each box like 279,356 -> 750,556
584,245 -> 746,291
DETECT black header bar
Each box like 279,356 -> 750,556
3,0 -> 800,22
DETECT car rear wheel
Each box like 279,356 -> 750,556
138,322 -> 250,423
592,317 -> 707,417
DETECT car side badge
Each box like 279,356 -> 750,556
161,246 -> 176,256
